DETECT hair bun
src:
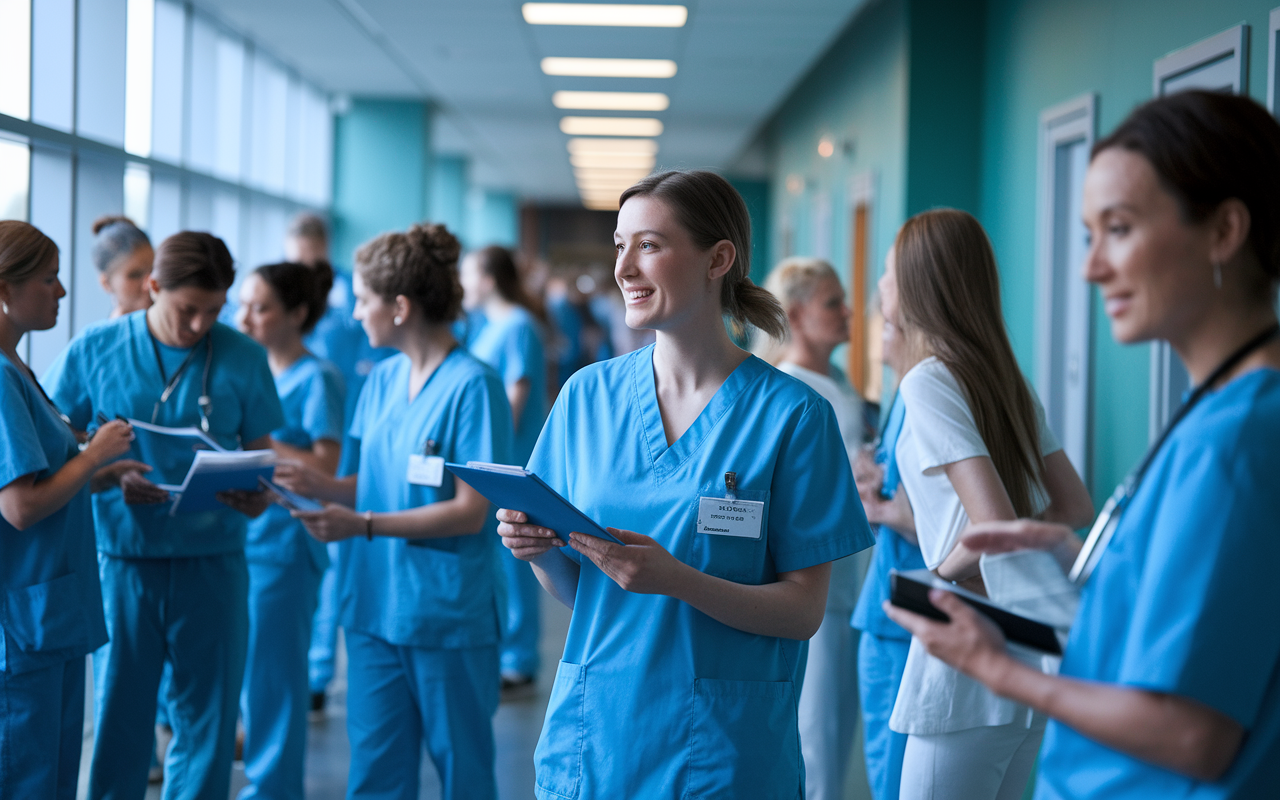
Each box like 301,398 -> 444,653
406,223 -> 461,268
93,215 -> 137,236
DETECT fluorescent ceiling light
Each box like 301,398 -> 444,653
523,4 -> 688,27
542,57 -> 677,78
553,91 -> 670,111
574,166 -> 652,177
561,116 -> 664,136
570,152 -> 656,169
583,200 -> 621,210
567,137 -> 659,155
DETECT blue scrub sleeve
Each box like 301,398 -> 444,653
502,322 -> 540,386
768,401 -> 873,573
238,350 -> 285,443
41,342 -> 94,430
302,366 -> 346,444
0,370 -> 50,488
525,391 -> 582,564
452,373 -> 515,468
1116,440 -> 1280,728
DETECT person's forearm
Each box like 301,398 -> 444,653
530,549 -> 581,609
272,440 -> 338,476
981,655 -> 1243,781
671,566 -> 826,640
370,497 -> 489,540
314,474 -> 358,505
0,452 -> 102,530
936,542 -> 983,583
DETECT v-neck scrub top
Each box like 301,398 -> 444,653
42,311 -> 284,557
336,348 -> 513,649
0,357 -> 108,675
1036,369 -> 1280,799
528,347 -> 873,799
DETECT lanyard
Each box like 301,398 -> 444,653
0,348 -> 72,428
1068,323 -> 1280,584
148,325 -> 214,431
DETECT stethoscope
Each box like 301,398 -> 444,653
149,327 -> 214,433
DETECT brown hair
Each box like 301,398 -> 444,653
288,212 -> 328,244
253,260 -> 334,334
152,231 -> 235,292
91,215 -> 151,274
619,170 -> 785,339
895,209 -> 1044,517
1094,90 -> 1280,297
0,221 -> 59,285
469,245 -> 546,323
355,223 -> 462,324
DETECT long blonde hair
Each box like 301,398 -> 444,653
895,209 -> 1044,517
753,257 -> 839,365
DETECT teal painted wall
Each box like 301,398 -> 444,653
978,0 -> 1276,499
429,154 -> 469,243
466,189 -> 520,250
728,178 -> 772,285
331,100 -> 431,269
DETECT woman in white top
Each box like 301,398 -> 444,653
757,257 -> 868,800
881,209 -> 1094,800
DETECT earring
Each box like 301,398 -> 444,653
393,316 -> 403,326
1213,260 -> 1223,290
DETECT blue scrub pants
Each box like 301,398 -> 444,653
89,552 -> 249,800
308,542 -> 341,693
499,547 -> 541,677
0,654 -> 85,799
857,632 -> 911,800
344,630 -> 499,800
239,557 -> 323,800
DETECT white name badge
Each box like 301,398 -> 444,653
696,496 -> 764,539
406,455 -> 445,487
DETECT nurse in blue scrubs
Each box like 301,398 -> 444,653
285,213 -> 392,712
280,222 -> 512,800
235,261 -> 345,800
459,244 -> 548,688
885,90 -> 1280,797
850,312 -> 924,800
0,222 -> 137,799
44,231 -> 284,800
497,170 -> 873,798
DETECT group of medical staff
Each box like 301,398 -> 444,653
0,86 -> 1278,800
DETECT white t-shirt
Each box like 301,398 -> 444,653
889,356 -> 1063,735
778,361 -> 868,613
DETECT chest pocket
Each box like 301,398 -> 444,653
686,481 -> 770,585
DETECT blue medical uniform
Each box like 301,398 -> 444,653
304,270 -> 394,696
239,354 -> 344,800
528,347 -> 873,799
1036,368 -> 1280,799
465,306 -> 548,679
0,356 -> 108,800
336,348 -> 512,800
849,395 -> 924,800
43,311 -> 283,800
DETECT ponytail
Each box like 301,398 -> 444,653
619,170 -> 786,340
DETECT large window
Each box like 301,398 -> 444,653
1,0 -> 333,374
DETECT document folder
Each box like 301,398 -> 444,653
445,462 -> 622,544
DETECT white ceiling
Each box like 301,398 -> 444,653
197,0 -> 869,202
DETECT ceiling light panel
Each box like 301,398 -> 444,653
561,116 -> 664,136
553,91 -> 670,111
567,137 -> 659,155
541,57 -> 677,78
523,4 -> 688,27
570,153 -> 656,169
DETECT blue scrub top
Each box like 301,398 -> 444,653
464,306 -> 547,466
336,348 -> 513,649
528,347 -> 873,798
304,271 -> 394,427
245,353 -> 345,570
0,356 -> 108,675
43,311 -> 284,558
851,394 -> 926,639
1036,368 -> 1280,799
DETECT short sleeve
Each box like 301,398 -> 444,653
238,346 -> 285,443
42,341 -> 94,430
1116,436 -> 1280,727
501,322 -> 542,386
0,368 -> 50,489
1030,384 -> 1062,456
449,372 -> 514,468
527,388 -> 582,564
900,361 -> 988,475
768,401 -> 874,573
302,365 -> 346,444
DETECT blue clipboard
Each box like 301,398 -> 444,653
445,462 -> 622,544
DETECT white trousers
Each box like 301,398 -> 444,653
798,607 -> 861,800
898,713 -> 1047,800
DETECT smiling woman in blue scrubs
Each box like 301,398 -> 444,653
497,170 -> 874,799
44,231 -> 284,800
235,261 -> 345,800
279,223 -> 512,800
886,91 -> 1280,798
0,222 -> 137,799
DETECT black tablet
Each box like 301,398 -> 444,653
889,569 -> 1064,655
